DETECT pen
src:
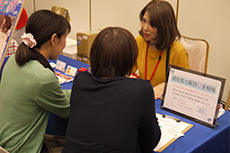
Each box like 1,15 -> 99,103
162,114 -> 181,122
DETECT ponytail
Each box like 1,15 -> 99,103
15,10 -> 71,66
15,43 -> 33,66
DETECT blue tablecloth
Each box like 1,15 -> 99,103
2,54 -> 226,153
155,100 -> 230,153
45,55 -> 230,153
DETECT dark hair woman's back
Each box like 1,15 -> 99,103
90,27 -> 138,78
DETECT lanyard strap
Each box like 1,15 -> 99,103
165,46 -> 171,81
145,43 -> 163,81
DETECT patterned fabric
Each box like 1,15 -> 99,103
6,39 -> 18,57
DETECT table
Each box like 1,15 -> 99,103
47,55 -> 230,153
155,100 -> 230,153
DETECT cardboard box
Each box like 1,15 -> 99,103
77,30 -> 100,58
77,54 -> 90,65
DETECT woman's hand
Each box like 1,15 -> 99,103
128,73 -> 140,78
128,74 -> 137,78
153,82 -> 165,100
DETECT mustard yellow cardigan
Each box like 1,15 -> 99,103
133,35 -> 190,87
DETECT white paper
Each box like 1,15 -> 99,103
83,35 -> 88,40
154,113 -> 190,152
55,60 -> 66,72
77,36 -> 82,41
49,62 -> 56,68
217,108 -> 225,118
65,65 -> 77,77
55,71 -> 73,84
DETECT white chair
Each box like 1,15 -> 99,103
178,36 -> 209,73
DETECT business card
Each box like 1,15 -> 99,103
55,60 -> 66,72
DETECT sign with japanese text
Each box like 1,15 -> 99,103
162,65 -> 225,128
0,0 -> 25,69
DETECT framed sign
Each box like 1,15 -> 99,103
161,65 -> 225,128
0,0 -> 25,70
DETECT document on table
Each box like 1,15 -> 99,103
55,71 -> 74,85
154,113 -> 193,152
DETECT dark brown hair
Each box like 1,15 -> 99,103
139,0 -> 181,50
15,10 -> 71,66
90,27 -> 138,77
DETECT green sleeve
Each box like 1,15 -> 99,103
36,78 -> 71,118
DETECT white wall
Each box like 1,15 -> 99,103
23,0 -> 34,17
24,0 -> 178,39
178,0 -> 230,102
91,0 -> 177,37
25,0 -> 90,39
24,0 -> 230,102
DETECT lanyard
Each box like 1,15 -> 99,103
145,43 -> 163,81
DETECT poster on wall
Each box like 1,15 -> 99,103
161,65 -> 225,128
0,0 -> 25,70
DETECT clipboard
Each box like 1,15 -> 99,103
154,113 -> 193,152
